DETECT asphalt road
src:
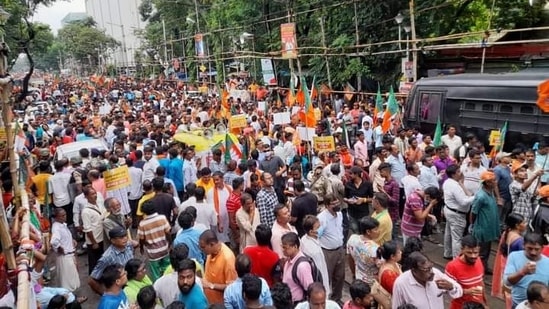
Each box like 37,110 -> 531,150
61,229 -> 505,309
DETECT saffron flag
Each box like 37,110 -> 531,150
300,76 -> 316,128
287,77 -> 296,107
381,86 -> 398,134
433,117 -> 442,147
344,83 -> 355,101
374,85 -> 383,127
213,134 -> 243,164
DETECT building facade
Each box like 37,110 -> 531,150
85,0 -> 145,69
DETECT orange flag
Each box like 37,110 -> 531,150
221,89 -> 229,110
296,88 -> 305,106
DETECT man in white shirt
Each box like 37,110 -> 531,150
442,165 -> 474,259
460,149 -> 486,196
142,146 -> 160,182
317,196 -> 345,304
183,148 -> 198,188
127,158 -> 143,228
441,125 -> 463,159
49,159 -> 73,224
50,208 -> 80,291
418,155 -> 439,190
81,187 -> 106,275
402,163 -> 422,200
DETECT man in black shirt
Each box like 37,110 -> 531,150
150,177 -> 178,224
290,180 -> 318,236
344,166 -> 374,234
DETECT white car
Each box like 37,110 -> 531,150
55,139 -> 109,162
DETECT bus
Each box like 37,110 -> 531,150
404,73 -> 549,150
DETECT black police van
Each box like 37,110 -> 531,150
404,73 -> 549,149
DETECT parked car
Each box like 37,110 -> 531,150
54,139 -> 109,162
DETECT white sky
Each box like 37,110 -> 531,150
33,0 -> 86,34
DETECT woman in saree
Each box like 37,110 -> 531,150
491,213 -> 527,309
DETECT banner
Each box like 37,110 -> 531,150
489,130 -> 501,146
313,136 -> 336,152
229,114 -> 248,129
260,59 -> 277,85
229,89 -> 251,102
195,34 -> 205,58
281,23 -> 298,59
103,166 -> 131,191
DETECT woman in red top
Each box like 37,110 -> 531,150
377,241 -> 402,294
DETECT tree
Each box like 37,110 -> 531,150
57,17 -> 120,73
138,0 -> 549,89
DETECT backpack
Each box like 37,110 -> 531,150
291,255 -> 323,296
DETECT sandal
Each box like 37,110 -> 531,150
76,296 -> 88,304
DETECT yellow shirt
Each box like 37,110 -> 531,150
137,192 -> 156,216
32,173 -> 51,205
204,243 -> 237,304
195,178 -> 214,193
372,209 -> 393,245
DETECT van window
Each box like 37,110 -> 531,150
520,106 -> 534,114
500,105 -> 513,113
408,93 -> 419,120
420,92 -> 442,123
464,102 -> 475,110
482,104 -> 493,112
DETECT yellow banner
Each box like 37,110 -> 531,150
314,108 -> 321,121
103,166 -> 131,191
313,136 -> 335,152
489,130 -> 501,146
229,114 -> 248,129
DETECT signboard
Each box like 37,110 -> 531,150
103,166 -> 131,191
313,136 -> 336,152
195,34 -> 205,58
260,59 -> 277,85
297,127 -> 316,141
229,114 -> 248,129
402,58 -> 413,80
399,82 -> 414,94
489,130 -> 501,146
281,23 -> 298,59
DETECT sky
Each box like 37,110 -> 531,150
33,0 -> 86,34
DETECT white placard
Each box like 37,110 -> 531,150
291,106 -> 301,115
258,101 -> 266,111
297,127 -> 316,141
273,112 -> 291,125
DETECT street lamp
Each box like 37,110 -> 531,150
395,12 -> 404,50
240,32 -> 256,80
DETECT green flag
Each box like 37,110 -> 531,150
224,134 -> 232,164
374,84 -> 383,126
433,117 -> 442,147
341,121 -> 351,149
496,121 -> 508,152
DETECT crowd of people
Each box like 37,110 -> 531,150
1,76 -> 549,309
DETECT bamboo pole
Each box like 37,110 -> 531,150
16,188 -> 30,309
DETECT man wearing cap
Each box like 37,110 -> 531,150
494,151 -> 513,221
69,156 -> 88,200
88,226 -> 135,295
510,162 -> 543,223
471,171 -> 500,274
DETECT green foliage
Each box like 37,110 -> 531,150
138,0 -> 548,89
56,17 -> 120,70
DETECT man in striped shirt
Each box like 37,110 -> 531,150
138,200 -> 171,281
88,226 -> 135,295
400,187 -> 440,246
